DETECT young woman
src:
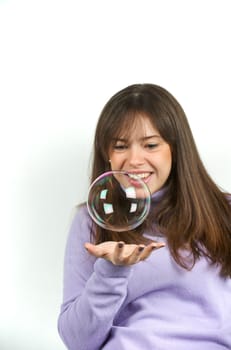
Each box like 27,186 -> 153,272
58,84 -> 231,350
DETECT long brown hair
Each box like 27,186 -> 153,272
89,83 -> 231,277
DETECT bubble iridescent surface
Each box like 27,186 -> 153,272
87,170 -> 151,232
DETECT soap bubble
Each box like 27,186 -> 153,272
87,170 -> 151,232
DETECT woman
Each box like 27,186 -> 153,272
58,84 -> 231,349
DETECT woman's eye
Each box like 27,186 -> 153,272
146,143 -> 158,149
113,144 -> 127,150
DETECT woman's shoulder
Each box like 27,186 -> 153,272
74,202 -> 90,220
67,203 -> 93,243
226,193 -> 231,203
224,192 -> 231,207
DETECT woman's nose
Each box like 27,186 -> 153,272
127,146 -> 145,167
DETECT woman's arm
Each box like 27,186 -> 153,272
58,206 -> 164,350
57,207 -> 133,350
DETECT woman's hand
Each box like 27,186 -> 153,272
84,241 -> 165,266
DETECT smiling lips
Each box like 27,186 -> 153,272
127,172 -> 153,184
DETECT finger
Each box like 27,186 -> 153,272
125,245 -> 145,265
140,242 -> 165,260
84,242 -> 103,258
151,242 -> 165,250
113,241 -> 125,264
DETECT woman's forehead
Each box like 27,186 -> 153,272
115,113 -> 159,139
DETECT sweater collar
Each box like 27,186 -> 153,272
151,187 -> 166,204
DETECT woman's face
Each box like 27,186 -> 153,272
108,115 -> 172,195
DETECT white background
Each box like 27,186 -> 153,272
0,0 -> 230,349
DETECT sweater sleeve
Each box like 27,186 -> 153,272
57,206 -> 133,350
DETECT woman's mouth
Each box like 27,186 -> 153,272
127,172 -> 153,184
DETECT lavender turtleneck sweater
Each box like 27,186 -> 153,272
58,192 -> 231,350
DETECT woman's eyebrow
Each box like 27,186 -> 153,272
112,137 -> 127,142
141,135 -> 161,140
112,135 -> 161,142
